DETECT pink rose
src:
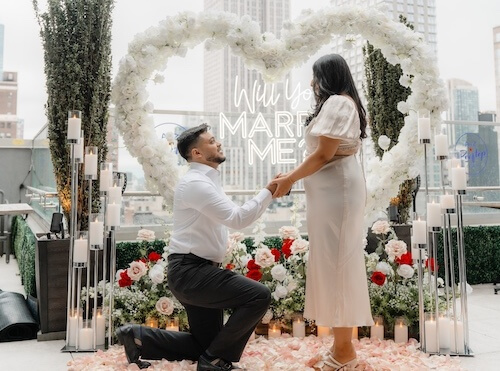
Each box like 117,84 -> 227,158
127,260 -> 147,281
371,220 -> 392,235
155,297 -> 174,316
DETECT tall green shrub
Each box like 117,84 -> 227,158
363,15 -> 415,223
33,0 -> 114,230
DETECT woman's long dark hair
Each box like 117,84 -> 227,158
305,54 -> 367,139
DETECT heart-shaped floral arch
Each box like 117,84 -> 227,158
111,5 -> 447,223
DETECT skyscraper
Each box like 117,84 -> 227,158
203,0 -> 299,192
446,78 -> 479,144
494,25 -> 500,123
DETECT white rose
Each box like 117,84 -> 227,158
371,220 -> 391,235
155,297 -> 174,316
291,239 -> 309,255
127,260 -> 148,281
378,135 -> 391,151
261,309 -> 273,324
272,284 -> 288,300
149,264 -> 165,284
397,264 -> 415,279
278,226 -> 300,240
137,228 -> 156,242
376,261 -> 393,276
385,240 -> 408,262
255,247 -> 275,268
270,264 -> 287,282
287,279 -> 298,292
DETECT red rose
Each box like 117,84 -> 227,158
426,258 -> 438,272
396,251 -> 412,265
148,252 -> 162,262
247,259 -> 261,270
118,270 -> 132,287
246,269 -> 262,281
371,271 -> 386,286
271,248 -> 281,262
139,257 -> 147,263
282,239 -> 293,258
226,263 -> 235,270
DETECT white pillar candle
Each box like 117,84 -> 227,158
411,219 -> 427,244
78,327 -> 94,350
268,323 -> 281,339
89,218 -> 104,246
449,320 -> 465,353
317,326 -> 331,338
394,320 -> 408,344
67,117 -> 82,140
94,310 -> 105,346
426,201 -> 442,228
418,117 -> 431,141
99,168 -> 112,192
440,194 -> 455,210
106,203 -> 120,227
166,324 -> 179,332
73,236 -> 88,263
434,133 -> 448,157
451,166 -> 467,190
370,321 -> 384,340
439,316 -> 451,349
447,158 -> 461,173
68,312 -> 81,346
108,185 -> 122,205
424,316 -> 438,353
74,136 -> 84,162
84,151 -> 98,177
292,318 -> 306,338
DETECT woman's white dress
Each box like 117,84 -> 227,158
303,95 -> 374,327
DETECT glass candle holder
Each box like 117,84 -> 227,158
78,319 -> 94,350
292,313 -> 306,338
316,325 -> 331,338
394,316 -> 408,344
166,317 -> 179,331
73,231 -> 88,266
89,213 -> 104,250
108,175 -> 123,205
93,307 -> 106,346
370,315 -> 384,340
145,316 -> 159,328
99,162 -> 113,193
68,308 -> 82,347
417,109 -> 431,143
268,320 -> 281,339
74,130 -> 84,163
424,312 -> 438,353
84,146 -> 98,179
67,110 -> 82,141
426,195 -> 442,229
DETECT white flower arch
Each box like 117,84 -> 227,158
111,5 -> 447,221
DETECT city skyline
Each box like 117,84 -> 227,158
0,0 -> 499,140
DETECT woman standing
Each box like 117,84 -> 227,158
272,54 -> 373,370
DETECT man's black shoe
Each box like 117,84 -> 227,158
197,354 -> 244,370
115,325 -> 151,369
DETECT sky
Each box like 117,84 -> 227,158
0,0 -> 499,141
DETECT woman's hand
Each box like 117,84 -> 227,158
271,175 -> 294,198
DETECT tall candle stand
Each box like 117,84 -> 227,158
63,111 -> 82,352
89,213 -> 104,349
454,188 -> 472,355
416,243 -> 427,352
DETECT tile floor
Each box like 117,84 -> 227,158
1,255 -> 499,371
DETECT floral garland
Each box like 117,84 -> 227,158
111,5 -> 447,219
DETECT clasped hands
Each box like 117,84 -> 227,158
265,173 -> 294,198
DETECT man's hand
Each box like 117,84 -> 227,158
265,174 -> 282,197
271,176 -> 294,198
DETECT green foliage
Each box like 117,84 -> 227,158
11,216 -> 37,297
116,240 -> 167,270
363,15 -> 415,223
33,0 -> 114,230
437,226 -> 500,284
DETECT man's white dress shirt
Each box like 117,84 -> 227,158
168,162 -> 273,263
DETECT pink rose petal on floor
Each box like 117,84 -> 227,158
67,337 -> 466,370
